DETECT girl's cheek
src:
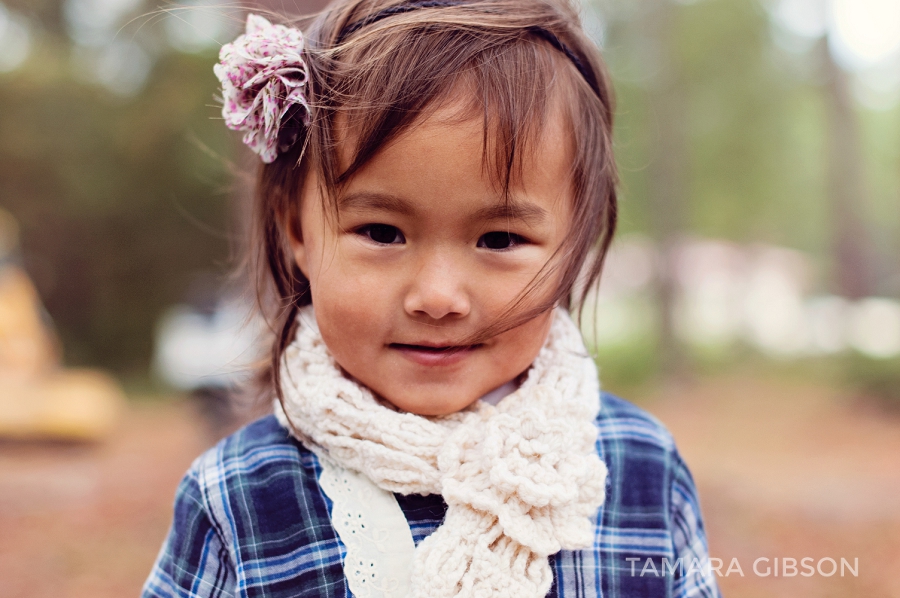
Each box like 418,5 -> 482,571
319,302 -> 378,349
316,256 -> 399,309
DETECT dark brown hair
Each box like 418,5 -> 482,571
249,0 -> 618,401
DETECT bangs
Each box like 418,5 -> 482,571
310,22 -> 597,200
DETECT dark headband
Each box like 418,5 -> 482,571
335,0 -> 601,97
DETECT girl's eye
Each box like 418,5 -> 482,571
477,231 -> 527,250
358,224 -> 405,245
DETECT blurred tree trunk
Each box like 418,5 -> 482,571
645,0 -> 690,379
820,40 -> 874,299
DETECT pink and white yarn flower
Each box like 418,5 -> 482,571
214,14 -> 311,163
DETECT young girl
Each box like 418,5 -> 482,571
144,1 -> 720,596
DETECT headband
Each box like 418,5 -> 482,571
215,5 -> 598,163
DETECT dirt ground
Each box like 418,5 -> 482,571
644,376 -> 900,598
0,375 -> 898,598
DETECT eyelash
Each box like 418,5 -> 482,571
476,231 -> 528,251
356,224 -> 406,245
354,224 -> 529,251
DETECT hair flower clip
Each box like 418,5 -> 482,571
214,14 -> 311,163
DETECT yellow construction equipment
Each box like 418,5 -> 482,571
0,208 -> 124,441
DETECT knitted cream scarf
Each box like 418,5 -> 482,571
275,307 -> 607,598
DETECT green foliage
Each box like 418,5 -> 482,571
0,42 -> 235,374
602,0 -> 835,253
843,354 -> 900,407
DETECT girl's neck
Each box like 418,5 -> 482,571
478,379 -> 519,406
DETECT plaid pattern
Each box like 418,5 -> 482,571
143,394 -> 720,598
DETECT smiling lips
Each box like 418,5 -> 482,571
389,342 -> 483,366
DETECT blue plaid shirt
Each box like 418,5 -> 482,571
143,394 -> 720,597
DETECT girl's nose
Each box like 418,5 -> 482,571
403,253 -> 471,321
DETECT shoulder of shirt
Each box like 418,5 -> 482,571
594,392 -> 699,537
596,391 -> 677,453
173,415 -> 345,587
184,414 -> 316,496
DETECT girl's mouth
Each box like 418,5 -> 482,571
388,343 -> 483,366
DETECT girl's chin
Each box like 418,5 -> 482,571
376,388 -> 482,417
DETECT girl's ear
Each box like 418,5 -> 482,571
287,221 -> 310,280
288,165 -> 320,281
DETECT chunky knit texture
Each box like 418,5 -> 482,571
275,307 -> 607,598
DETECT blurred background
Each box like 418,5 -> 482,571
0,0 -> 898,596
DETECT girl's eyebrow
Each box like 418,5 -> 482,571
471,201 -> 547,224
338,191 -> 415,215
338,190 -> 547,224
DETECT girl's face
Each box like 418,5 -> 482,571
291,102 -> 574,416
